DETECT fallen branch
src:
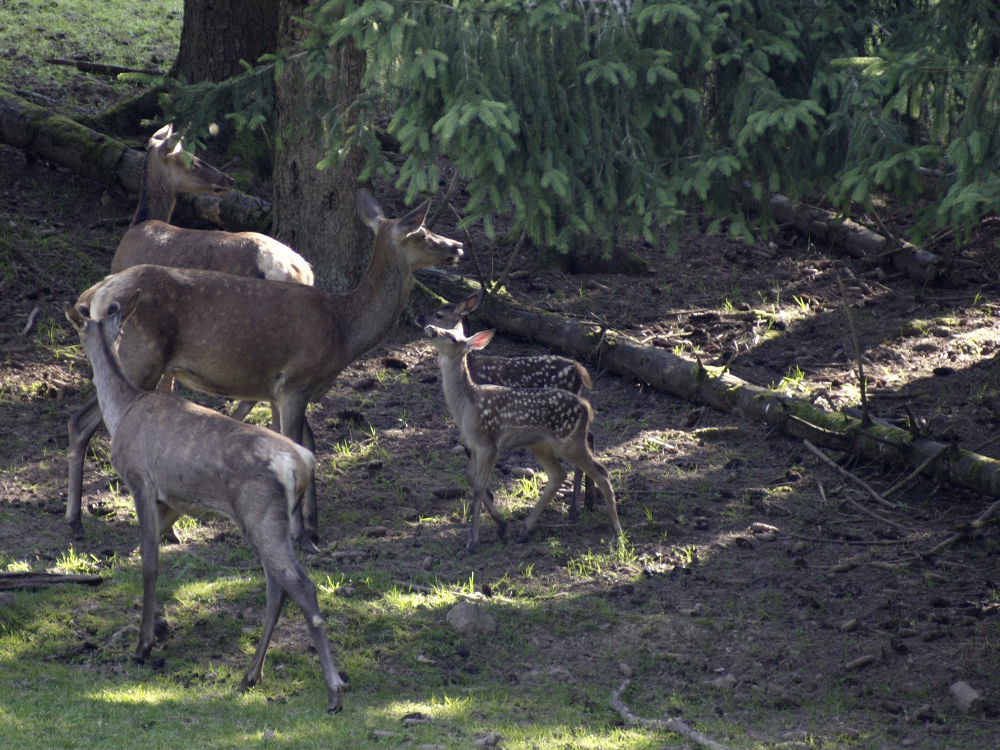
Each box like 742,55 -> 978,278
924,498 -> 1000,558
44,58 -> 164,77
802,440 -> 895,510
418,270 -> 1000,506
610,679 -> 735,750
0,572 -> 103,590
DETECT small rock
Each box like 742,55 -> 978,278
446,600 -> 497,637
475,732 -> 503,748
421,556 -> 434,570
949,680 -> 982,714
262,728 -> 276,741
400,506 -> 420,521
402,711 -> 433,726
839,618 -> 859,633
618,662 -> 634,678
710,672 -> 738,689
509,466 -> 535,479
362,525 -> 388,538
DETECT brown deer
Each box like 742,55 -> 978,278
423,324 -> 622,552
64,295 -> 347,713
66,190 -> 463,544
111,123 -> 314,285
417,288 -> 597,518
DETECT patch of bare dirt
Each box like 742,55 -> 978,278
2,138 -> 999,748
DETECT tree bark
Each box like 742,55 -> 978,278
418,269 -> 1000,501
0,90 -> 269,231
272,0 -> 367,292
174,0 -> 278,83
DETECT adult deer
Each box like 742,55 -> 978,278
64,295 -> 347,713
66,125 -> 317,540
112,123 -> 314,285
417,288 -> 597,518
67,190 -> 463,544
423,324 -> 622,552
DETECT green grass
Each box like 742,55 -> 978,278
0,0 -> 182,114
0,548 -> 666,750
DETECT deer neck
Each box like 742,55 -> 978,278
85,321 -> 143,436
131,157 -> 176,227
333,232 -> 413,362
437,348 -> 477,425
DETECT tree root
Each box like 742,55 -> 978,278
610,679 -> 736,750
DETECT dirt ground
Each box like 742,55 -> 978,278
2,127 -> 1000,748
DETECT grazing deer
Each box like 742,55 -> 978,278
111,123 -> 314,286
64,295 -> 347,713
66,190 -> 463,544
417,288 -> 597,518
423,324 -> 622,552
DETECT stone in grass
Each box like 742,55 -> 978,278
446,600 -> 497,637
949,680 -> 983,714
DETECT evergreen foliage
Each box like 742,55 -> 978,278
167,0 -> 1000,257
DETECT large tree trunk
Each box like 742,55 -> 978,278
174,0 -> 278,83
419,269 -> 1000,501
272,0 -> 367,292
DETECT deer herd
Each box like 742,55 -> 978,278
58,124 -> 625,712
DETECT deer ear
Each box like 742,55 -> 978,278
357,188 -> 384,231
467,329 -> 495,350
121,291 -> 141,321
64,302 -> 86,332
457,290 -> 482,315
396,199 -> 430,234
149,123 -> 173,150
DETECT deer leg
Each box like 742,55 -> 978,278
157,503 -> 182,544
579,457 -> 621,539
154,374 -> 175,393
132,481 -> 162,663
519,445 -> 567,541
241,567 -> 286,692
248,524 -> 347,713
465,446 -> 503,552
583,431 -> 597,513
66,396 -> 104,538
277,397 -> 318,545
569,468 -> 583,523
229,400 -> 256,422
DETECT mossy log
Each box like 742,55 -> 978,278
767,193 -> 941,283
0,572 -> 103,590
418,269 -> 1000,500
0,88 -> 269,232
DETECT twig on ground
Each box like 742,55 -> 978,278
803,440 -> 896,509
882,444 -> 948,498
923,498 -> 1000,558
610,679 -> 735,750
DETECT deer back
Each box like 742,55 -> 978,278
112,392 -> 314,522
111,223 -> 315,285
79,265 -> 343,400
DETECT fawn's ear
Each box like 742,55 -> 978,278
458,288 -> 483,315
467,329 -> 495,350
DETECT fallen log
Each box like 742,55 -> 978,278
0,572 -> 103,590
0,88 -> 269,232
418,269 -> 1000,501
767,193 -> 941,283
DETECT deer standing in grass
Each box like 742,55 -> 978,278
66,124 -> 317,539
64,295 -> 347,713
423,324 -> 622,552
67,190 -> 463,544
417,288 -> 597,518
